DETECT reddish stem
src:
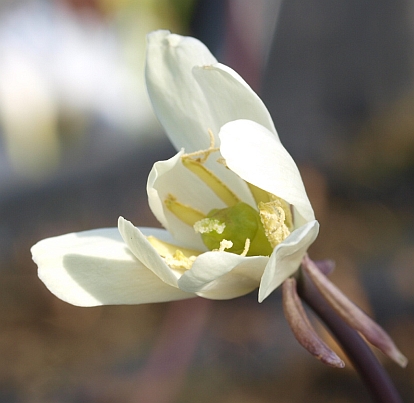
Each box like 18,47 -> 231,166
296,268 -> 404,403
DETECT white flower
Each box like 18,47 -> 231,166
31,30 -> 319,307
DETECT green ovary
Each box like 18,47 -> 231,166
195,202 -> 273,256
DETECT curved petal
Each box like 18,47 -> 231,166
146,30 -> 218,152
145,31 -> 276,153
258,220 -> 320,302
192,63 -> 276,137
219,119 -> 315,226
31,228 -> 195,307
118,217 -> 186,286
178,251 -> 268,299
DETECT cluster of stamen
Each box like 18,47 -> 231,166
164,251 -> 196,271
147,235 -> 199,273
150,130 -> 293,270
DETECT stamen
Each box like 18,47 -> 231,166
181,158 -> 240,206
259,199 -> 291,248
213,238 -> 250,256
164,194 -> 206,226
165,250 -> 197,271
240,238 -> 251,257
181,129 -> 239,207
182,129 -> 219,163
147,236 -> 198,272
272,194 -> 293,230
248,184 -> 293,230
217,239 -> 233,252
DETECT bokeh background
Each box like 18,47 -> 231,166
0,0 -> 413,402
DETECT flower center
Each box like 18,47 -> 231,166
194,201 -> 273,256
162,135 -> 293,260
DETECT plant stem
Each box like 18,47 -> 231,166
296,269 -> 404,403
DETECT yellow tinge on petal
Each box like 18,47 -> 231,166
247,182 -> 272,204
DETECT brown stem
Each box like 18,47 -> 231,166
302,255 -> 407,367
282,278 -> 344,368
296,267 -> 404,403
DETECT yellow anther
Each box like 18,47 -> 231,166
181,158 -> 240,206
216,156 -> 227,166
216,239 -> 233,252
164,250 -> 197,271
248,183 -> 293,231
259,199 -> 291,248
269,194 -> 293,230
213,238 -> 250,256
147,236 -> 200,271
164,194 -> 206,226
194,218 -> 226,235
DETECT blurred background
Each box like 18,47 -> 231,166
0,0 -> 414,402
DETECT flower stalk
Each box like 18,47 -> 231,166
302,255 -> 407,368
295,259 -> 405,403
282,278 -> 345,368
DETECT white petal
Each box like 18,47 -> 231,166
178,252 -> 268,300
118,217 -> 186,286
192,63 -> 277,136
31,228 -> 195,307
146,30 -> 218,152
145,31 -> 275,153
219,119 -> 315,226
258,220 -> 320,302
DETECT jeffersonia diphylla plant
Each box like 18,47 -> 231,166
31,30 -> 407,402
